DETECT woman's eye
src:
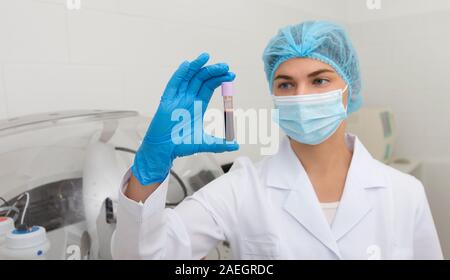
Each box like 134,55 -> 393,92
312,78 -> 329,86
278,82 -> 294,90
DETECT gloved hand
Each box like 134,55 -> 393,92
132,53 -> 239,186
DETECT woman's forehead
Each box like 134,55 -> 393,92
275,58 -> 336,77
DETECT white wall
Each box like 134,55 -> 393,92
347,11 -> 450,160
0,65 -> 6,119
0,0 -> 343,163
344,0 -> 450,22
422,160 -> 450,259
343,0 -> 450,258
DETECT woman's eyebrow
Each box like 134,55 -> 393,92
307,69 -> 335,78
274,69 -> 335,81
273,74 -> 294,81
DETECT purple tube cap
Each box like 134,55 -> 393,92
221,82 -> 234,96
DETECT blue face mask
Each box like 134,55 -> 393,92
272,85 -> 348,145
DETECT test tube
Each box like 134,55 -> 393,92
221,82 -> 235,142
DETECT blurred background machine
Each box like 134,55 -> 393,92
346,107 -> 422,178
0,110 -> 232,260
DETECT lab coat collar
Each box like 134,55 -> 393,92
265,133 -> 389,258
265,133 -> 389,190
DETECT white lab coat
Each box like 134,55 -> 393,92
111,134 -> 443,260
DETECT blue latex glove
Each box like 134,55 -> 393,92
132,53 -> 239,186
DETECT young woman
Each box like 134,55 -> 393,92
111,20 -> 442,260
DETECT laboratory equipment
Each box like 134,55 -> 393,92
0,110 -> 231,260
0,217 -> 14,246
1,225 -> 50,259
346,107 -> 422,178
222,82 -> 235,141
346,108 -> 396,163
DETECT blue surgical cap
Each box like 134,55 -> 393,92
262,20 -> 362,114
